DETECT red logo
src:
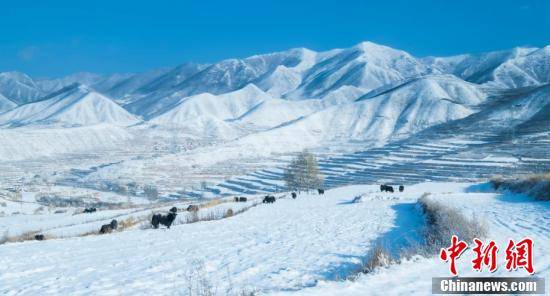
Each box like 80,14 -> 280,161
472,238 -> 499,272
505,238 -> 534,274
439,237 -> 535,275
439,235 -> 468,276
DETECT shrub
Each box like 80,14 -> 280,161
224,208 -> 234,218
118,216 -> 140,230
490,173 -> 550,201
361,244 -> 394,274
187,211 -> 200,224
418,195 -> 487,253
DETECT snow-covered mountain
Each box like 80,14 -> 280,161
0,40 -> 547,160
0,71 -> 45,105
230,76 -> 482,153
424,46 -> 550,88
0,84 -> 139,127
2,41 -> 547,109
285,42 -> 434,99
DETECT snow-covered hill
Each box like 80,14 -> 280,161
286,42 -> 433,99
0,84 -> 139,127
230,75 -> 485,152
424,46 -> 550,89
0,71 -> 44,105
0,93 -> 17,114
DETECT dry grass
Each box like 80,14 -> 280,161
186,211 -> 200,223
491,173 -> 550,201
118,216 -> 141,230
0,230 -> 55,244
200,199 -> 225,209
418,195 -> 487,253
360,244 -> 394,274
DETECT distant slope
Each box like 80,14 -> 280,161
286,42 -> 433,99
226,75 -> 487,157
424,46 -> 550,89
0,124 -> 134,161
0,72 -> 44,105
0,84 -> 140,127
0,93 -> 17,114
150,84 -> 272,123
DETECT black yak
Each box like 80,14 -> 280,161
83,207 -> 97,213
34,234 -> 45,241
380,185 -> 394,193
263,195 -> 276,203
169,207 -> 178,213
291,192 -> 297,199
187,205 -> 199,212
318,189 -> 325,195
238,197 -> 247,202
99,220 -> 118,234
399,185 -> 404,192
151,212 -> 177,229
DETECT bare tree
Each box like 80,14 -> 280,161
283,150 -> 323,192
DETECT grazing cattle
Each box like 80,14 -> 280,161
291,192 -> 297,199
263,195 -> 276,203
380,185 -> 394,193
169,207 -> 178,213
399,185 -> 404,192
318,189 -> 325,195
34,234 -> 45,241
187,205 -> 199,212
99,220 -> 118,234
83,207 -> 97,213
151,212 -> 177,229
238,197 -> 247,202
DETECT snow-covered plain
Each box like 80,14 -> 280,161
1,183 -> 548,295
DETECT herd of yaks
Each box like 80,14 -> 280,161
31,185 -> 403,241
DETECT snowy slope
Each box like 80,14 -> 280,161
424,46 -> 550,88
0,93 -> 17,114
0,84 -> 140,127
285,184 -> 550,296
359,74 -> 488,106
35,72 -> 106,94
286,42 -> 433,99
0,71 -> 44,105
229,75 -> 482,154
0,124 -> 134,161
1,183 -> 545,295
150,84 -> 272,123
0,185 -> 403,294
169,48 -> 319,98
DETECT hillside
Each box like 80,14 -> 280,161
0,93 -> 17,113
0,84 -> 139,127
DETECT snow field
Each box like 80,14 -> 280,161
0,185 -> 410,294
280,183 -> 550,296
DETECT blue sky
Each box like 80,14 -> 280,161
1,0 -> 548,77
